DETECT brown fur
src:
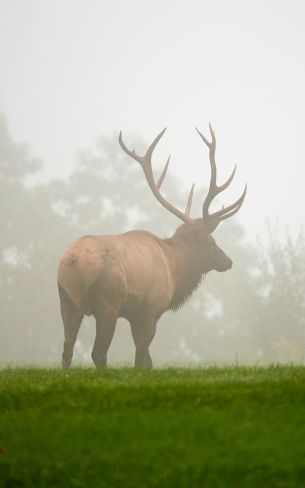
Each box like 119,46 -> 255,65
58,219 -> 233,369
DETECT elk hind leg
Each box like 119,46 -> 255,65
91,304 -> 118,368
59,285 -> 83,369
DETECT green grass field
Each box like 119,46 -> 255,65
1,366 -> 305,487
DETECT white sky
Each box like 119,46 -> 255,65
1,0 -> 304,241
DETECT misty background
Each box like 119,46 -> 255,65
1,0 -> 305,365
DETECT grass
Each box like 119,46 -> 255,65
1,366 -> 305,487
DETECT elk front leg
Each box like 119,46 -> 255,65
91,305 -> 118,368
130,317 -> 157,368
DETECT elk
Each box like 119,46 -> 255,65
58,124 -> 246,369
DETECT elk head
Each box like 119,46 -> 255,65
119,124 -> 247,274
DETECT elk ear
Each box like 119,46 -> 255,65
195,219 -> 220,243
204,219 -> 220,234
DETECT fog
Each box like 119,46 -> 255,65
1,0 -> 305,366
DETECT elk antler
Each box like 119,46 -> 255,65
119,129 -> 195,223
196,124 -> 247,227
119,126 -> 246,229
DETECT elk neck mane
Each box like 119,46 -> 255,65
161,227 -> 206,311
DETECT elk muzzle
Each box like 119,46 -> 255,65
211,245 -> 233,272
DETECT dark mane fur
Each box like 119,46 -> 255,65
161,228 -> 207,311
169,272 -> 205,311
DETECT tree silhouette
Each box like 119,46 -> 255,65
0,114 -> 63,361
249,228 -> 305,362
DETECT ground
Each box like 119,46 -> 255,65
1,366 -> 305,487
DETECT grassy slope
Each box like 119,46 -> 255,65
1,366 -> 305,487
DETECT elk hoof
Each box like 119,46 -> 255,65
91,352 -> 107,368
62,358 -> 72,370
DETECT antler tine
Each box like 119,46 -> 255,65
119,129 -> 193,223
146,128 -> 167,159
215,184 -> 247,222
185,183 -> 195,219
196,125 -> 215,149
211,184 -> 247,221
157,155 -> 170,190
119,128 -> 167,165
218,164 -> 236,192
119,131 -> 143,164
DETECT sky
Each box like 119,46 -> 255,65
0,0 -> 304,241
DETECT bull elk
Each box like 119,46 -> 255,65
58,124 -> 246,368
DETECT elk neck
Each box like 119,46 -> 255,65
161,226 -> 206,311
